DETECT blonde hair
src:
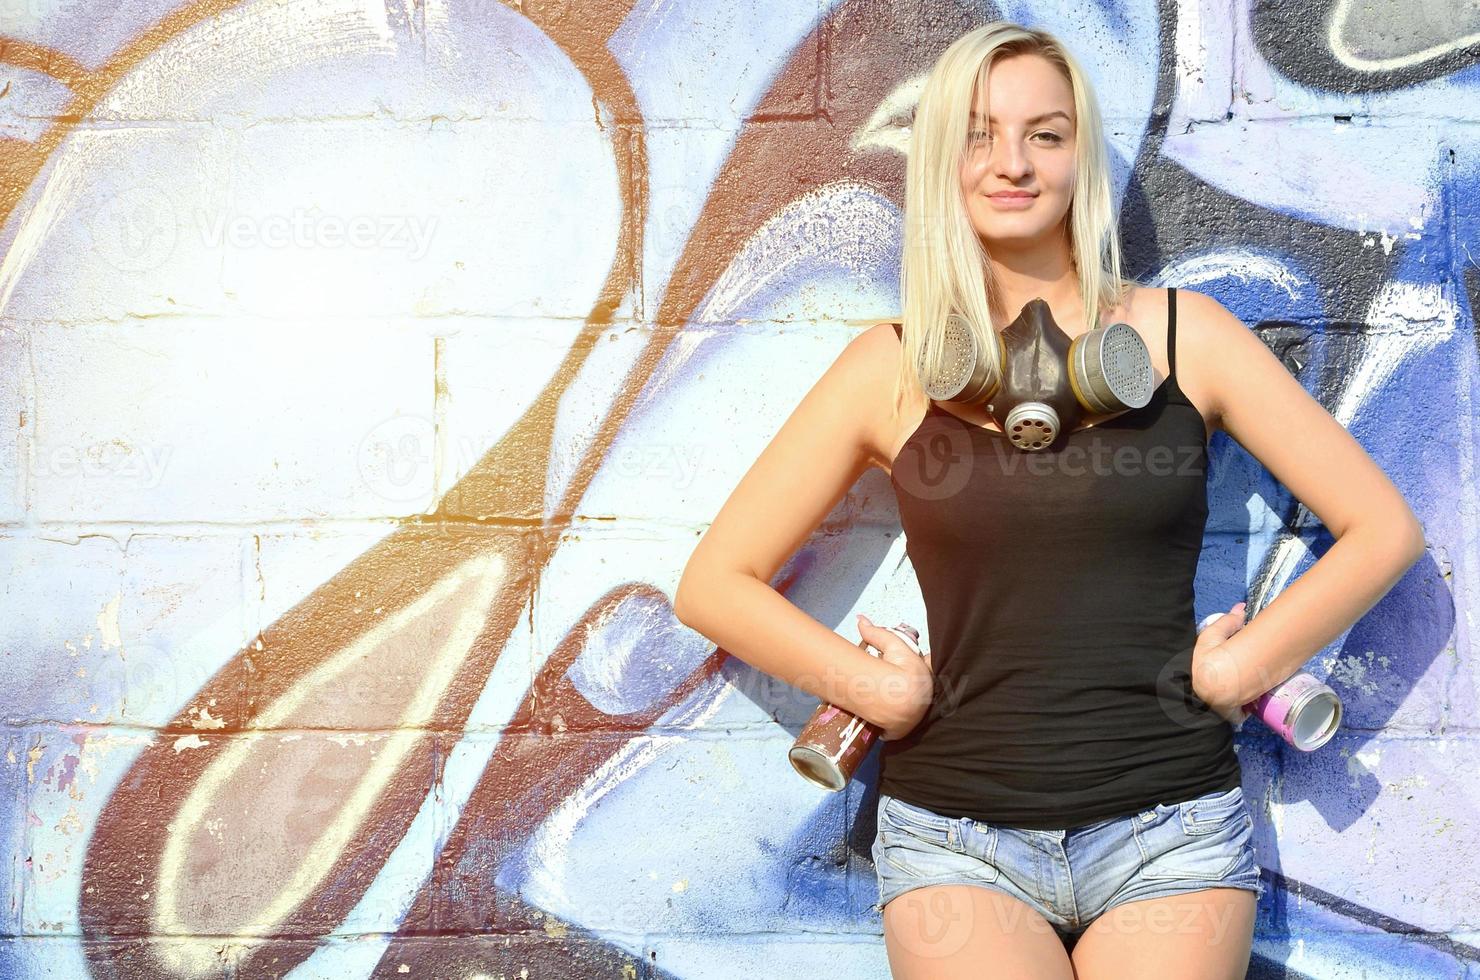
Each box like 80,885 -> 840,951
892,22 -> 1135,423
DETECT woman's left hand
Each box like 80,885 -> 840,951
1192,602 -> 1253,730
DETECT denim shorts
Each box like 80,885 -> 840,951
871,785 -> 1265,946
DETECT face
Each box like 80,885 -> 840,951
958,53 -> 1077,248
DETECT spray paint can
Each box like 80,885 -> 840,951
789,623 -> 925,791
1241,673 -> 1343,751
1197,610 -> 1343,751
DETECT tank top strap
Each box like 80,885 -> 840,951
1166,286 -> 1178,379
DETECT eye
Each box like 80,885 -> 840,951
968,129 -> 991,141
1034,131 -> 1063,143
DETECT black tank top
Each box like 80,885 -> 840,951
882,287 -> 1241,830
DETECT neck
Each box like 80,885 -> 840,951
984,230 -> 1082,329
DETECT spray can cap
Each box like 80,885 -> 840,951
889,623 -> 921,646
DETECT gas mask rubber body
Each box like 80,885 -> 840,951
917,298 -> 1155,451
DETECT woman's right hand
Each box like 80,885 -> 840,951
857,613 -> 934,741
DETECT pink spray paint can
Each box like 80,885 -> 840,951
1240,674 -> 1343,751
1197,609 -> 1343,751
789,623 -> 924,791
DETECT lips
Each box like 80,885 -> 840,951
990,192 -> 1036,199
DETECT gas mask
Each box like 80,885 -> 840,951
916,298 -> 1155,451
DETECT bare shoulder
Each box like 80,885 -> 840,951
853,321 -> 927,474
1168,286 -> 1250,431
788,320 -> 910,473
840,321 -> 904,404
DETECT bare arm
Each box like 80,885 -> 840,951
1181,290 -> 1426,708
673,323 -> 929,732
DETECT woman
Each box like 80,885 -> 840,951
674,22 -> 1424,979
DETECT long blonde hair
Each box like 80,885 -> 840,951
893,22 -> 1135,423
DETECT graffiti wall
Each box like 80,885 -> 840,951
0,0 -> 1474,976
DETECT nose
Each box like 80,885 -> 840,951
994,138 -> 1033,181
